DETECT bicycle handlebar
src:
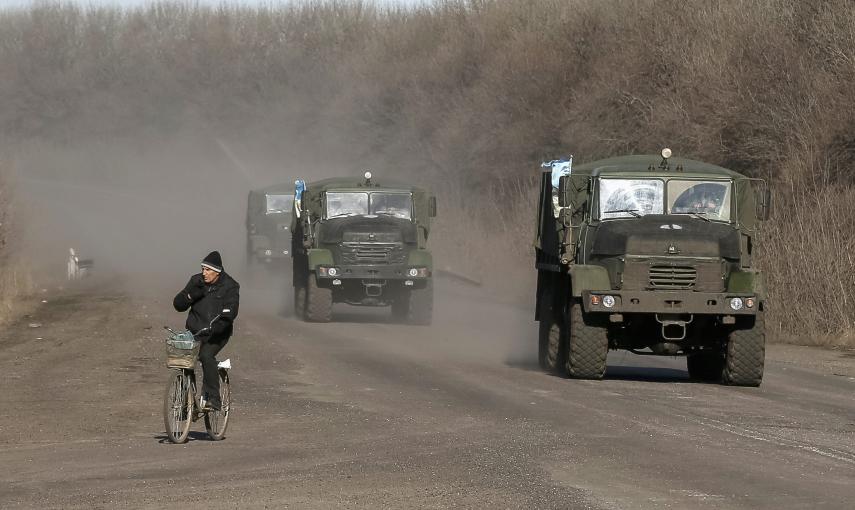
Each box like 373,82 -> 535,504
164,314 -> 221,338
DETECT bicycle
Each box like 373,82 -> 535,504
163,326 -> 232,443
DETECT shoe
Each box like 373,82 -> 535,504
203,399 -> 222,412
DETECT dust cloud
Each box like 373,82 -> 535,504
3,2 -> 546,363
11,120 -> 536,363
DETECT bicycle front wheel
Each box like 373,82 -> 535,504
204,369 -> 231,441
164,370 -> 194,444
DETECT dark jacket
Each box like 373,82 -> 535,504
173,272 -> 240,342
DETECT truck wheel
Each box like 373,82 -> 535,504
543,316 -> 568,375
537,319 -> 550,370
245,240 -> 255,269
406,282 -> 433,325
391,291 -> 408,321
293,284 -> 307,320
722,315 -> 765,387
566,300 -> 608,379
686,350 -> 724,381
305,274 -> 332,323
537,278 -> 565,373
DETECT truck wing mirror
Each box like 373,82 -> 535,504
429,196 -> 437,217
757,188 -> 771,221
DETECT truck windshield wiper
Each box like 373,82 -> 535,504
328,212 -> 361,219
671,211 -> 710,222
603,209 -> 641,218
374,211 -> 409,219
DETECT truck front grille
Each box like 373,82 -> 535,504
341,243 -> 406,265
649,265 -> 697,289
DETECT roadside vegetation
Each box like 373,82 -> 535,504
0,0 -> 853,344
0,162 -> 34,322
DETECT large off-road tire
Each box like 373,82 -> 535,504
293,283 -> 307,320
391,291 -> 408,321
398,282 -> 433,325
566,300 -> 608,379
537,278 -> 565,373
245,241 -> 254,268
543,316 -> 568,375
304,274 -> 332,322
687,350 -> 725,381
722,315 -> 765,387
537,318 -> 551,370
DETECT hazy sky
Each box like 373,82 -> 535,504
0,0 -> 425,8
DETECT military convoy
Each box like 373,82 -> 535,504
289,173 -> 436,324
535,150 -> 770,386
245,150 -> 771,388
245,184 -> 295,265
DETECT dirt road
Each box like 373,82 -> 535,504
1,276 -> 853,509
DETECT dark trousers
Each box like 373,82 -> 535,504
199,338 -> 228,403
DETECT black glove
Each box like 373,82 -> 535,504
187,284 -> 205,302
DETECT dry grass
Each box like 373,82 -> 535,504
0,160 -> 36,324
1,0 -> 854,344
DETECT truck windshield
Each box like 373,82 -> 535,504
371,193 -> 412,219
667,180 -> 732,222
326,192 -> 369,218
599,179 -> 664,219
266,194 -> 294,214
326,192 -> 412,219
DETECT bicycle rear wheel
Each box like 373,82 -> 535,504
204,369 -> 231,440
164,370 -> 193,444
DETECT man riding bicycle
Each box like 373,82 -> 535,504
173,251 -> 240,411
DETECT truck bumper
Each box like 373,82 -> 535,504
582,290 -> 760,315
316,264 -> 431,281
254,249 -> 288,259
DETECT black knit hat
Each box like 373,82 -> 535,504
201,251 -> 223,273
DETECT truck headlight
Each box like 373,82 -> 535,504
603,295 -> 616,308
729,297 -> 744,311
328,267 -> 338,277
408,268 -> 429,277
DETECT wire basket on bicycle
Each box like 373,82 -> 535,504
165,330 -> 200,369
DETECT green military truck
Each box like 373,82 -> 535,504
535,150 -> 770,386
246,183 -> 295,265
291,172 -> 437,323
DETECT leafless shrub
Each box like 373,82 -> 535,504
1,0 -> 854,343
0,159 -> 35,322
